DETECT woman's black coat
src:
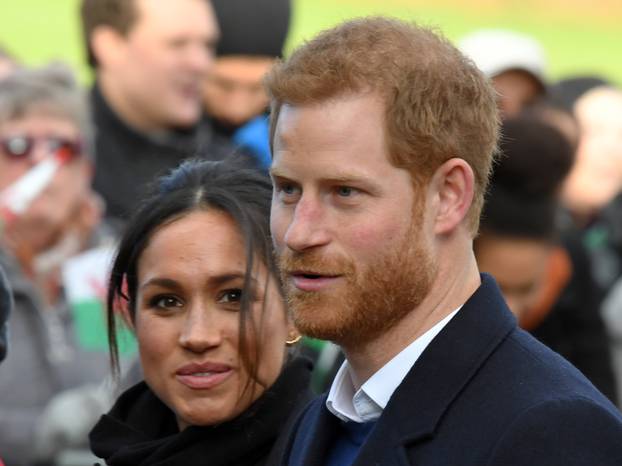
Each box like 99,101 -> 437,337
89,357 -> 313,466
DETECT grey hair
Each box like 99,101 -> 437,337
0,62 -> 94,161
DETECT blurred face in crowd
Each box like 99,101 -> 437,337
0,56 -> 16,81
0,112 -> 92,256
562,87 -> 622,218
492,70 -> 543,118
270,93 -> 437,349
135,209 -> 292,429
475,234 -> 551,320
98,0 -> 219,132
203,56 -> 274,129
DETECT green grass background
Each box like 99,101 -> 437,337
1,0 -> 621,85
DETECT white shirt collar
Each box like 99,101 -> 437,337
326,306 -> 461,422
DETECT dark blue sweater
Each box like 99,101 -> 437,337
325,420 -> 376,466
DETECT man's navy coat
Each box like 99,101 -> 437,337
272,275 -> 622,465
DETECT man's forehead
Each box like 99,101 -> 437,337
131,0 -> 215,35
274,97 -> 385,149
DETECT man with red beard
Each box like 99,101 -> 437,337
266,17 -> 622,466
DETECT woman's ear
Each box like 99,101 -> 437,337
285,322 -> 302,346
115,277 -> 135,330
430,158 -> 475,235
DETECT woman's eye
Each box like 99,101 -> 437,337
150,295 -> 183,309
218,289 -> 243,304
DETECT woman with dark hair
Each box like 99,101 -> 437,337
475,115 -> 617,404
89,157 -> 312,465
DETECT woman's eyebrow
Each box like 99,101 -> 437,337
140,273 -> 259,290
209,273 -> 250,287
140,277 -> 181,290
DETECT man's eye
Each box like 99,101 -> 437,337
337,186 -> 354,197
275,182 -> 301,203
336,186 -> 362,198
281,184 -> 298,195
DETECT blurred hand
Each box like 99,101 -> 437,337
34,382 -> 114,462
1,189 -> 103,305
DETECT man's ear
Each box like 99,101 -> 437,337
429,158 -> 475,235
90,25 -> 129,68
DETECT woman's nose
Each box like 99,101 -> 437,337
178,307 -> 223,353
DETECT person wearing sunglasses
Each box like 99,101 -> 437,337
0,64 -> 111,466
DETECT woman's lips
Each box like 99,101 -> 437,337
176,362 -> 233,390
176,370 -> 232,390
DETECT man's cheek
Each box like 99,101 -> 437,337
350,221 -> 404,249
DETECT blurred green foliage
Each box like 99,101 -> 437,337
0,0 -> 620,85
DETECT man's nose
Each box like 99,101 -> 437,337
283,197 -> 331,252
222,91 -> 254,126
30,141 -> 53,164
186,43 -> 212,75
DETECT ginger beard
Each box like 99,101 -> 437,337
278,212 -> 437,348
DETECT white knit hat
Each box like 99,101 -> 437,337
458,29 -> 547,86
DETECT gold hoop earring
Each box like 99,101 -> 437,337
285,334 -> 302,346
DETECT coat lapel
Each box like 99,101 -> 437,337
352,274 -> 517,465
286,395 -> 341,466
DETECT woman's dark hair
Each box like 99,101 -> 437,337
481,115 -> 575,240
107,157 -> 277,394
548,75 -> 611,113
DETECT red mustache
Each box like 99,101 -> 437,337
277,250 -> 355,277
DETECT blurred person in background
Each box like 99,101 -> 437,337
0,45 -> 18,80
475,115 -> 617,403
602,274 -> 622,408
204,0 -> 292,169
89,157 -> 312,466
0,265 -> 10,363
549,78 -> 622,299
80,0 -> 238,227
549,76 -> 622,409
0,265 -> 10,466
557,83 -> 622,229
459,29 -> 547,118
0,64 -> 110,466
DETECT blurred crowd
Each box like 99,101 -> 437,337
0,1 -> 621,465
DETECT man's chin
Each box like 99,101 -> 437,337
289,298 -> 361,346
293,315 -> 351,345
166,103 -> 202,128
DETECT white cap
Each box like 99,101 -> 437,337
458,29 -> 547,86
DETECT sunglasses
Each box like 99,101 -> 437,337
0,135 -> 83,161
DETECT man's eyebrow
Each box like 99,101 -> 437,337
270,168 -> 372,182
269,170 -> 381,195
269,167 -> 288,179
321,174 -> 374,184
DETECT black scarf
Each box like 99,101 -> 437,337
89,357 -> 312,466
